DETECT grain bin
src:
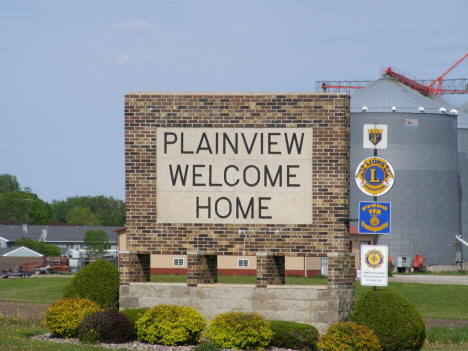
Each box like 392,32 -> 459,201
458,102 -> 468,249
350,76 -> 460,266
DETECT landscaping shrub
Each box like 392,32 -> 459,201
43,297 -> 103,338
204,311 -> 273,350
121,307 -> 149,338
78,311 -> 133,343
317,321 -> 382,351
351,289 -> 425,351
63,259 -> 119,310
135,304 -> 206,345
269,320 -> 319,351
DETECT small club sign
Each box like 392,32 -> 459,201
360,245 -> 388,286
363,124 -> 387,149
359,201 -> 391,234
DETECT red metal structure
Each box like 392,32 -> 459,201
384,67 -> 433,96
318,53 -> 468,96
428,52 -> 468,95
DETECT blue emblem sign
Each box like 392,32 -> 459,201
359,201 -> 391,234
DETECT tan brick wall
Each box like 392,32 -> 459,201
120,283 -> 339,334
118,233 -> 127,251
123,93 -> 349,282
218,255 -> 256,269
148,255 -> 320,271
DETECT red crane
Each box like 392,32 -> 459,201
318,53 -> 468,96
427,52 -> 468,95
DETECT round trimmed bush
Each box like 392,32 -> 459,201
78,311 -> 133,343
204,311 -> 273,350
351,289 -> 425,351
317,321 -> 382,351
269,320 -> 319,351
136,304 -> 206,345
43,297 -> 103,338
63,259 -> 119,310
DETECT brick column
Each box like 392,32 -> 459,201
187,251 -> 217,286
256,252 -> 285,287
327,252 -> 355,321
119,252 -> 150,284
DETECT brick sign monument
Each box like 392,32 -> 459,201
119,93 -> 354,333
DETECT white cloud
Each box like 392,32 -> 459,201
109,19 -> 154,32
116,54 -> 133,65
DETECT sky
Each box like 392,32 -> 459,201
1,0 -> 467,203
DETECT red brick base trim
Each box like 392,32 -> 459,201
149,268 -> 323,277
150,268 -> 187,275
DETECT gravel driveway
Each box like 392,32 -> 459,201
389,274 -> 468,285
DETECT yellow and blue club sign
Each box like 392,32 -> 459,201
363,124 -> 387,149
355,157 -> 395,196
359,201 -> 391,234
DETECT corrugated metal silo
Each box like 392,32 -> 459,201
458,102 -> 468,245
350,76 -> 460,266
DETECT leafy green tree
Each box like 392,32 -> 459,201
15,237 -> 62,256
84,230 -> 110,258
0,174 -> 20,193
0,191 -> 54,224
66,206 -> 99,226
52,196 -> 125,226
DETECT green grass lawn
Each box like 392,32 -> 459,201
0,317 -> 133,351
0,277 -> 72,304
356,282 -> 468,320
1,275 -> 468,350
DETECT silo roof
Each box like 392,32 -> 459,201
429,95 -> 468,128
351,76 -> 451,114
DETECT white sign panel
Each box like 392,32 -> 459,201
156,128 -> 313,224
363,124 -> 387,149
360,245 -> 388,286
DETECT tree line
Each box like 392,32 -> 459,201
0,174 -> 125,226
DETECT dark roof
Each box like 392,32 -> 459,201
0,225 -> 118,244
0,225 -> 42,242
351,76 -> 451,114
0,247 -> 15,255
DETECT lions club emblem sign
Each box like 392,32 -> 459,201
355,157 -> 395,196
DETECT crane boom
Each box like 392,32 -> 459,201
428,52 -> 468,95
384,67 -> 433,96
317,53 -> 468,96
